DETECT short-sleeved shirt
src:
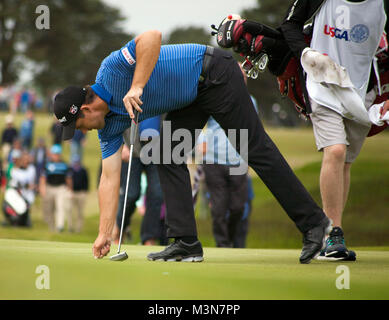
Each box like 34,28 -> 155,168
94,40 -> 206,159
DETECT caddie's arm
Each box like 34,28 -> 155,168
123,30 -> 162,119
92,146 -> 123,259
279,0 -> 312,59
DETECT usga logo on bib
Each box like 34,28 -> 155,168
324,24 -> 369,43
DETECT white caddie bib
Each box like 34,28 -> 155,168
306,0 -> 386,125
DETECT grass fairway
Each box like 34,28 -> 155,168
1,239 -> 388,300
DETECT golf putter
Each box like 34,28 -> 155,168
110,110 -> 139,261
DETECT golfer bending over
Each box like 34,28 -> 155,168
53,30 -> 330,264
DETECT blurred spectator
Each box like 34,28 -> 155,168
2,150 -> 34,227
0,87 -> 9,111
70,130 -> 86,162
68,155 -> 89,233
1,115 -> 18,168
0,86 -> 18,112
32,137 -> 47,188
50,118 -> 63,145
19,89 -> 33,113
39,144 -> 72,232
8,151 -> 37,206
233,176 -> 255,248
19,110 -> 35,150
7,139 -> 22,164
199,117 -> 248,248
34,97 -> 44,111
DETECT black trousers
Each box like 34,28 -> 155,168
157,48 -> 325,238
203,164 -> 247,247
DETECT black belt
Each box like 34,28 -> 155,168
199,46 -> 214,83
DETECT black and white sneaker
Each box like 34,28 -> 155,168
147,240 -> 204,262
316,248 -> 356,261
324,227 -> 349,259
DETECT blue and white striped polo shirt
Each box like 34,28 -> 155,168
93,40 -> 206,159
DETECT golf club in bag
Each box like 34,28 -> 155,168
110,110 -> 139,261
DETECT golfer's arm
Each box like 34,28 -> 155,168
132,30 -> 162,89
98,147 -> 122,236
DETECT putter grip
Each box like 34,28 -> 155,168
129,111 -> 139,145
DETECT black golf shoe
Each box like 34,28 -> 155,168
147,240 -> 204,262
300,217 -> 331,264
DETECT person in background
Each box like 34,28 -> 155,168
19,110 -> 35,150
39,144 -> 72,232
32,137 -> 47,189
233,176 -> 255,248
198,117 -> 249,248
6,139 -> 22,170
50,117 -> 63,146
1,115 -> 18,169
3,150 -> 34,227
0,87 -> 9,111
8,151 -> 37,207
5,149 -> 21,188
70,129 -> 86,162
19,89 -> 33,113
68,155 -> 89,233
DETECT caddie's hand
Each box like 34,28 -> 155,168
93,233 -> 112,259
123,86 -> 143,119
380,100 -> 389,118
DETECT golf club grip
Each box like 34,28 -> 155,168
129,111 -> 139,145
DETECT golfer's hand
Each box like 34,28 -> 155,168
93,233 -> 112,259
380,100 -> 389,118
123,86 -> 143,119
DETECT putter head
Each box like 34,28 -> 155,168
110,252 -> 128,261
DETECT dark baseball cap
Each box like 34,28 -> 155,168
54,86 -> 86,140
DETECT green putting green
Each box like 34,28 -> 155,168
0,239 -> 388,300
